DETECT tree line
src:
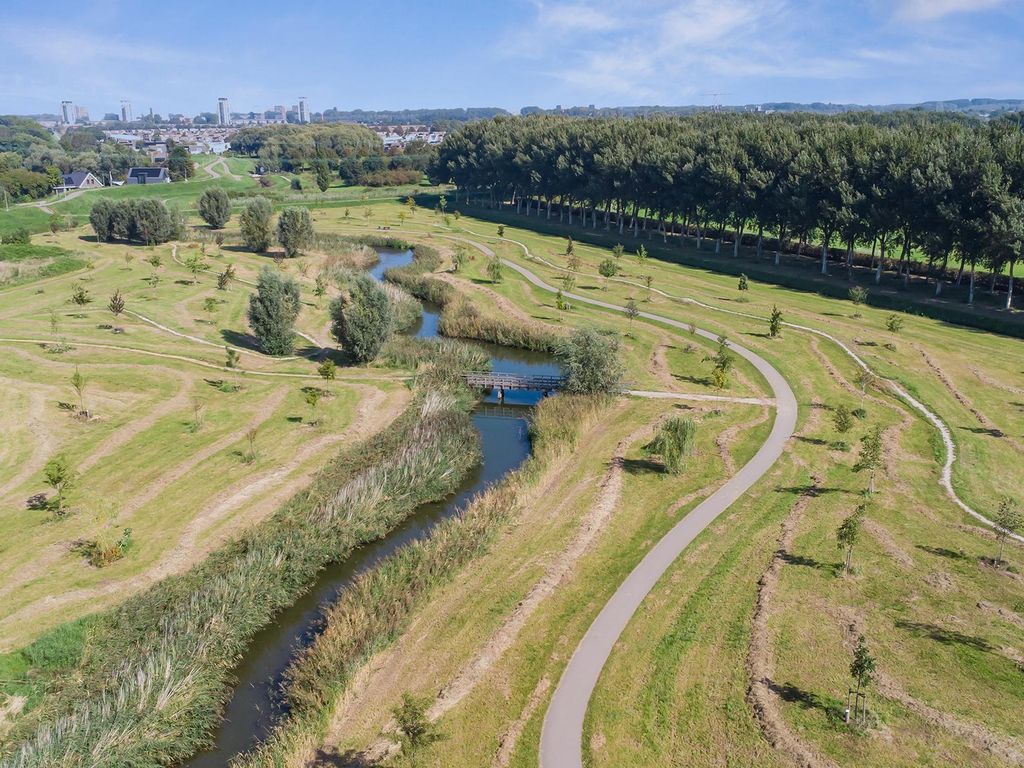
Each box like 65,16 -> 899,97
431,112 -> 1024,307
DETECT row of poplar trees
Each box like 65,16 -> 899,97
431,112 -> 1024,307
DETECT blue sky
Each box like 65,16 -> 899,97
2,0 -> 1022,116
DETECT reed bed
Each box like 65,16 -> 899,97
2,393 -> 480,768
233,394 -> 605,768
380,337 -> 491,388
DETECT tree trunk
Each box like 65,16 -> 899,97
968,262 -> 976,305
618,203 -> 625,235
696,220 -> 703,250
1007,260 -> 1015,310
874,234 -> 886,285
935,252 -> 949,297
546,198 -> 551,220
955,259 -> 965,287
821,238 -> 829,275
734,223 -> 744,258
756,225 -> 763,259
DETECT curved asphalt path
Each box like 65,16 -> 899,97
494,259 -> 799,768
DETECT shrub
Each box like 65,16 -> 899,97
240,197 -> 274,252
248,265 -> 301,355
330,272 -> 393,363
277,207 -> 314,257
644,417 -> 697,474
557,327 -> 624,395
198,187 -> 231,229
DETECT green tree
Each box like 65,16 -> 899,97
42,454 -> 76,513
705,335 -> 734,389
225,346 -> 240,368
561,273 -> 576,292
197,187 -> 231,229
848,285 -> 869,306
70,365 -> 87,412
768,304 -> 783,337
738,273 -> 750,291
854,425 -> 884,493
837,504 -> 866,573
849,634 -> 877,724
304,388 -> 321,425
598,258 -> 619,288
314,160 -> 331,192
497,224 -> 505,237
625,299 -> 639,326
108,289 -> 125,317
992,497 -> 1023,565
635,244 -> 648,266
317,359 -> 337,380
240,197 -> 274,253
644,417 -> 697,474
557,327 -> 624,395
216,264 -> 235,291
167,145 -> 195,181
487,256 -> 503,283
393,692 -> 444,760
612,243 -> 624,259
247,265 -> 301,356
565,236 -> 575,256
277,207 -> 314,258
184,252 -> 208,284
330,272 -> 393,363
833,404 -> 854,435
313,274 -> 328,307
885,314 -> 904,333
71,283 -> 91,306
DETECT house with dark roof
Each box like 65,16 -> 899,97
126,167 -> 171,185
53,171 -> 103,193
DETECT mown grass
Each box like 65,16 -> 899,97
2,391 -> 480,767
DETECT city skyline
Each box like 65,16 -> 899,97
3,0 -> 1023,115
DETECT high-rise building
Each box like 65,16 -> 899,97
60,101 -> 74,124
274,105 -> 286,119
121,100 -> 133,123
217,97 -> 230,126
74,105 -> 89,123
298,97 -> 309,124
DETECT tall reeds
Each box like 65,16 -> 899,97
3,394 -> 479,768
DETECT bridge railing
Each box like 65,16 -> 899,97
464,371 -> 565,391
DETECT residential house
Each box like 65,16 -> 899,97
126,167 -> 171,184
53,171 -> 103,193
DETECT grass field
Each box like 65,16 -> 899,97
2,193 -> 1022,767
0,222 -> 415,655
245,200 -> 1024,768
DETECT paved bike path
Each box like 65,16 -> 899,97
495,259 -> 799,768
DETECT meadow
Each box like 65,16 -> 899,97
253,199 -> 1024,768
0,185 -> 1021,768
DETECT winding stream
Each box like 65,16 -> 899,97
185,249 -> 559,766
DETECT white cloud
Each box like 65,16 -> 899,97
498,0 -> 858,103
894,0 -> 1007,22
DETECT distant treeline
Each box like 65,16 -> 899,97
520,98 -> 1024,118
0,116 -> 147,200
320,107 -> 509,130
229,124 -> 382,171
432,112 -> 1024,305
231,124 -> 432,185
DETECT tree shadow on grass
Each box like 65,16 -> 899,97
916,544 -> 970,561
308,748 -> 372,767
622,457 -> 665,475
778,551 -> 841,575
796,436 -> 830,446
961,426 -> 1006,438
895,620 -> 992,652
769,681 -> 845,724
221,329 -> 263,352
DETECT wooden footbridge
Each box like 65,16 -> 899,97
464,371 -> 565,392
